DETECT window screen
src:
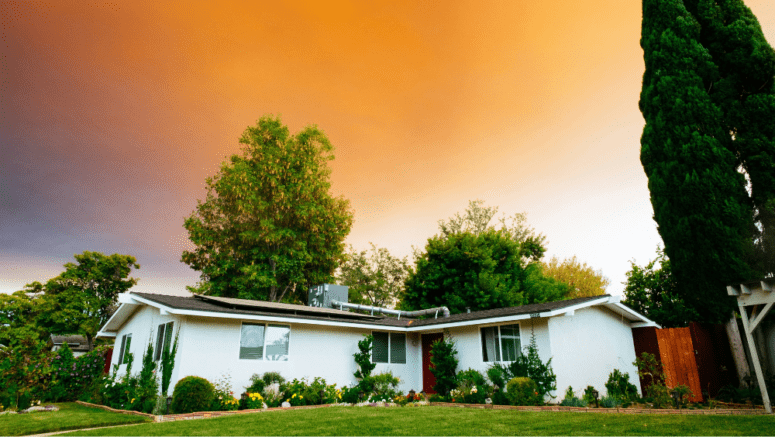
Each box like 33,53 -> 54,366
372,332 -> 389,363
163,322 -> 174,353
118,335 -> 127,364
390,333 -> 406,364
265,324 -> 290,361
154,324 -> 165,361
123,334 -> 132,364
239,323 -> 265,359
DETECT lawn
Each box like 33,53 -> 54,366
0,402 -> 151,436
62,406 -> 775,436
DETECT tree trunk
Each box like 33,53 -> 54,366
86,333 -> 94,352
726,312 -> 751,383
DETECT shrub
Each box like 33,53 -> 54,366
261,371 -> 285,386
455,369 -> 489,404
152,395 -> 167,415
599,395 -> 621,408
559,386 -> 587,407
353,335 -> 377,395
486,363 -> 508,390
430,337 -> 458,396
241,392 -> 264,409
605,369 -> 639,402
505,377 -> 542,406
159,328 -> 180,396
372,372 -> 400,399
507,333 -> 556,400
247,374 -> 266,394
582,385 -> 598,405
634,352 -> 671,408
135,341 -> 159,413
171,376 -> 215,413
340,385 -> 361,404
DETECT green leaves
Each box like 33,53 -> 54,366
182,115 -> 353,303
339,244 -> 410,308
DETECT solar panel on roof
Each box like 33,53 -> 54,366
195,295 -> 382,319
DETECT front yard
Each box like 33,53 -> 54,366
0,402 -> 150,436
60,406 -> 775,436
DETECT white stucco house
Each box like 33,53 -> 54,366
97,290 -> 657,400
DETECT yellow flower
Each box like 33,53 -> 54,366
300,396 -> 303,399
131,398 -> 135,403
292,393 -> 297,398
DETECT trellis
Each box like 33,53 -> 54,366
727,279 -> 775,414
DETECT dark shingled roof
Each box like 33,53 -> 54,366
49,335 -> 92,352
131,292 -> 611,328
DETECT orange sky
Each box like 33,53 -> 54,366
2,0 -> 774,296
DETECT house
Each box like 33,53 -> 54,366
97,289 -> 658,400
49,335 -> 93,357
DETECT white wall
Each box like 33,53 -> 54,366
548,306 -> 640,398
109,305 -> 181,395
174,315 -> 422,394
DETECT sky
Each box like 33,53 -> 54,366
2,0 -> 774,298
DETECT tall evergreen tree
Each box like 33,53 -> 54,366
640,0 -> 755,323
684,0 -> 775,275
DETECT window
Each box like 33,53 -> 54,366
372,332 -> 406,364
154,322 -> 174,361
481,324 -> 521,362
240,323 -> 290,361
117,333 -> 132,365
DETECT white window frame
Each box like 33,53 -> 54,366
154,322 -> 174,362
238,322 -> 291,361
118,333 -> 132,365
479,322 -> 523,363
371,331 -> 406,364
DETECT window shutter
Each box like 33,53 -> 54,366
390,333 -> 406,364
372,332 -> 389,363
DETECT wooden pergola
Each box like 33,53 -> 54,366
727,279 -> 775,414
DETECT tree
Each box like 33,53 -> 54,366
0,288 -> 46,347
683,0 -> 775,278
540,256 -> 609,298
640,0 -> 756,323
337,244 -> 409,308
402,201 -> 568,314
37,251 -> 139,350
622,248 -> 698,328
182,115 -> 353,303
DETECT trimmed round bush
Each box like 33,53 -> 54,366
171,376 -> 215,414
505,377 -> 542,406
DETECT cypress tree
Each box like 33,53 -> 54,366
640,0 -> 754,323
684,0 -> 775,274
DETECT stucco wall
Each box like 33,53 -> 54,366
548,306 -> 640,398
174,315 -> 422,394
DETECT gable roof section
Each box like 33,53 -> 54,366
98,292 -> 657,337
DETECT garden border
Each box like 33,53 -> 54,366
429,402 -> 770,415
75,400 -> 770,424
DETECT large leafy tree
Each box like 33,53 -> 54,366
36,251 -> 139,350
401,201 -> 567,314
622,248 -> 698,328
182,115 -> 353,303
640,0 -> 756,323
0,288 -> 47,347
337,243 -> 409,308
540,256 -> 609,299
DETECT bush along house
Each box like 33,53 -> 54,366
97,285 -> 658,400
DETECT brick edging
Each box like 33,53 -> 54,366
75,401 -> 155,419
428,402 -> 770,415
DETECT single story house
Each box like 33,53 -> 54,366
97,290 -> 658,400
49,334 -> 93,357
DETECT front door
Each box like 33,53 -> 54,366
421,333 -> 443,393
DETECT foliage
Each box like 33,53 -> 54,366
159,326 -> 179,396
37,252 -> 140,350
505,377 -> 542,406
247,374 -> 266,394
338,243 -> 409,308
261,371 -> 285,386
672,384 -> 694,408
241,392 -> 264,410
623,248 -> 698,327
99,368 -> 140,411
0,336 -> 51,410
540,256 -> 609,298
182,115 -> 354,303
372,372 -> 400,399
280,377 -> 335,406
604,369 -> 639,402
340,385 -> 362,404
152,395 -> 167,415
640,0 -> 771,324
0,289 -> 48,347
506,333 -> 556,400
633,352 -> 672,408
135,341 -> 159,413
353,335 -> 377,394
402,200 -> 572,314
47,344 -> 109,404
599,395 -> 621,408
430,337 -> 459,397
582,386 -> 598,405
559,386 -> 588,407
171,376 -> 215,414
486,363 -> 508,391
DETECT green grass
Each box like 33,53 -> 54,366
0,402 -> 150,436
62,406 -> 775,436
